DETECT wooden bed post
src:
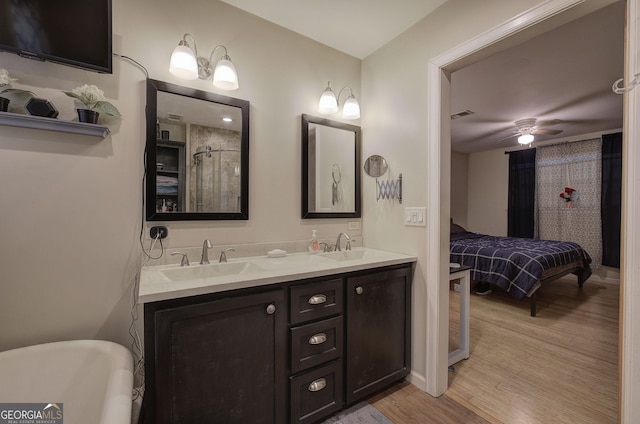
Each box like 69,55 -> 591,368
530,293 -> 537,317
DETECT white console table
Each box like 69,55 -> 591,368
449,265 -> 471,366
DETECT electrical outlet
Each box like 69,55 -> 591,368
149,226 -> 168,239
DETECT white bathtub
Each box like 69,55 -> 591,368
0,340 -> 133,424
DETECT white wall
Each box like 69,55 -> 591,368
467,149 -> 509,235
450,150 -> 469,228
0,0 -> 361,352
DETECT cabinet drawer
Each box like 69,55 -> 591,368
290,278 -> 343,325
291,316 -> 343,373
290,360 -> 343,424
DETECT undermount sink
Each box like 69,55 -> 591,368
161,262 -> 262,281
320,249 -> 373,261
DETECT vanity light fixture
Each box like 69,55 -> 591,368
318,81 -> 360,119
169,33 -> 239,90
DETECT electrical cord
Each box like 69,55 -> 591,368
112,52 -> 155,403
112,53 -> 149,79
129,270 -> 145,401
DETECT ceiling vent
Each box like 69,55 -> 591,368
450,110 -> 474,120
167,113 -> 184,122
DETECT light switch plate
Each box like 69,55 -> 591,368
404,207 -> 426,227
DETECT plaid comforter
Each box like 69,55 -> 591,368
450,232 -> 592,299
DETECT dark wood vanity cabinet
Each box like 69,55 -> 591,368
143,289 -> 286,424
142,263 -> 412,424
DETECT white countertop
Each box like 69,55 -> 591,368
138,247 -> 416,304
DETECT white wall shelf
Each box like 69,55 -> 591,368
0,111 -> 110,138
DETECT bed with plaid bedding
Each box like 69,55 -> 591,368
450,232 -> 592,300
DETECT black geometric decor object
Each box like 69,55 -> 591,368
25,98 -> 59,118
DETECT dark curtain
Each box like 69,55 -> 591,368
601,132 -> 622,267
507,149 -> 536,238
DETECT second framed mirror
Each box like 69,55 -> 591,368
301,114 -> 361,218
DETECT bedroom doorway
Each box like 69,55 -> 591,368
425,0 -> 637,421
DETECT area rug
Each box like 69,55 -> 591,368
321,402 -> 393,424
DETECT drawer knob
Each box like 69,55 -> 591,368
266,304 -> 276,315
355,286 -> 364,295
308,378 -> 327,392
308,294 -> 327,305
308,333 -> 327,345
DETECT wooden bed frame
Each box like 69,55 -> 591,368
527,265 -> 591,317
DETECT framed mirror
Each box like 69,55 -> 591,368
301,114 -> 361,218
146,79 -> 249,221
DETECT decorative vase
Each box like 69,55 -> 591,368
0,96 -> 9,112
77,109 -> 99,124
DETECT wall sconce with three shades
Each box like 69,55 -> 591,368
169,33 -> 239,90
318,81 -> 360,119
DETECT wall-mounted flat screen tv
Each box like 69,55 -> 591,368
0,0 -> 112,73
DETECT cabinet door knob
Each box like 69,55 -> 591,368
266,304 -> 276,315
308,333 -> 327,345
355,286 -> 364,295
308,294 -> 327,305
308,378 -> 327,392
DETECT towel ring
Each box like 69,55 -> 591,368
332,164 -> 342,184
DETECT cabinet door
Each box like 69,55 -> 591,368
345,266 -> 411,404
153,290 -> 285,424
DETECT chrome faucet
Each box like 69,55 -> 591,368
335,232 -> 351,251
200,240 -> 214,265
171,252 -> 190,267
219,248 -> 235,263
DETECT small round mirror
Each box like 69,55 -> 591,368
363,155 -> 388,177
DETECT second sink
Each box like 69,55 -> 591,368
320,249 -> 373,261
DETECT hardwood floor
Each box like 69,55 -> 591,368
369,277 -> 619,424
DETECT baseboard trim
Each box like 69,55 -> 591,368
407,370 -> 427,391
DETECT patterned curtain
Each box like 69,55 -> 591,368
535,139 -> 602,268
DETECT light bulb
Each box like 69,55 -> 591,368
318,83 -> 339,114
518,134 -> 534,144
169,44 -> 198,80
213,56 -> 239,90
342,96 -> 360,119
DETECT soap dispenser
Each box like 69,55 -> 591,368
309,230 -> 319,253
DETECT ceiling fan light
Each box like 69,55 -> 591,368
518,134 -> 534,144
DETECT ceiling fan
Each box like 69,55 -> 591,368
500,118 -> 563,144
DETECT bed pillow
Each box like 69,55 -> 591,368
450,222 -> 467,234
